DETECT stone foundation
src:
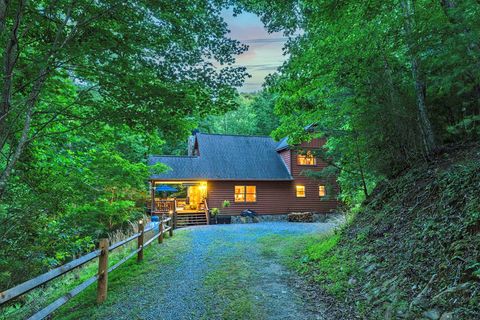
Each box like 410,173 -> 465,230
230,212 -> 344,224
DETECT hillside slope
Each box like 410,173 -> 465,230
300,144 -> 480,319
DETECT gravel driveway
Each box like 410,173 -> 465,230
83,222 -> 336,320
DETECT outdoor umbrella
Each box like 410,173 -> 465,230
155,185 -> 178,192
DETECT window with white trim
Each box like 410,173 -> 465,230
319,185 -> 326,197
296,185 -> 306,197
234,185 -> 256,202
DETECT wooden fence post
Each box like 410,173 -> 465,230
174,211 -> 177,230
158,219 -> 164,244
137,220 -> 144,262
169,213 -> 174,237
97,238 -> 109,304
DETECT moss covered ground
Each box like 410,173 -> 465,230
275,144 -> 480,319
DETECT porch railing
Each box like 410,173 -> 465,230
204,199 -> 210,225
153,199 -> 176,213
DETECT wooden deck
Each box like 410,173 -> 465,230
176,209 -> 205,214
150,199 -> 210,227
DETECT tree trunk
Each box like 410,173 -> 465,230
0,2 -> 74,198
0,68 -> 48,197
353,133 -> 369,199
0,0 -> 25,139
401,0 -> 437,155
411,57 -> 436,154
440,0 -> 456,10
0,0 -> 9,34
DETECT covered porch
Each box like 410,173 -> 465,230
148,180 -> 209,226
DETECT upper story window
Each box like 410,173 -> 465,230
297,151 -> 316,166
319,185 -> 326,197
234,185 -> 256,202
296,185 -> 306,197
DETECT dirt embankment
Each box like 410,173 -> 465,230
339,144 -> 480,319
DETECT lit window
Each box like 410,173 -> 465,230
297,151 -> 316,165
235,185 -> 256,202
319,185 -> 326,197
296,185 -> 306,197
246,186 -> 256,202
234,186 -> 245,202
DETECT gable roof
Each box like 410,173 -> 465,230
149,133 -> 293,181
275,124 -> 318,151
276,136 -> 289,151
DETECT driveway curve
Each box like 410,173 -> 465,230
61,222 -> 336,320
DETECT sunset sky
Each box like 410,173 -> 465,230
221,9 -> 288,93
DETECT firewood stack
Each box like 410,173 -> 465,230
288,212 -> 314,222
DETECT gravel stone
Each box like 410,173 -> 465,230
98,222 -> 336,320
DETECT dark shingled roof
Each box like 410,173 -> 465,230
276,136 -> 289,151
149,133 -> 292,181
275,124 -> 317,151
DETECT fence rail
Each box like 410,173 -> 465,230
0,215 -> 176,320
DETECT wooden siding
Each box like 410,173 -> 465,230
278,149 -> 291,173
207,179 -> 338,216
299,137 -> 326,149
152,138 -> 340,216
206,138 -> 339,215
292,137 -> 339,208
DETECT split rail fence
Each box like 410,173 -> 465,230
0,216 -> 176,320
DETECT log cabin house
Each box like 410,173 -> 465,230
148,132 -> 339,226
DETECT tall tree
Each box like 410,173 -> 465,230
0,0 -> 247,197
401,0 -> 437,155
199,91 -> 279,136
237,0 -> 480,201
0,0 -> 252,288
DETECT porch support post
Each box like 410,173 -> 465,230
150,181 -> 155,213
173,200 -> 177,229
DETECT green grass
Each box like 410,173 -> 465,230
307,235 -> 357,297
1,230 -> 191,320
56,230 -> 191,319
202,246 -> 265,320
257,231 -> 359,299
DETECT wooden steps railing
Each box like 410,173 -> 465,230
0,216 -> 176,320
204,199 -> 210,225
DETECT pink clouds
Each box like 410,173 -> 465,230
222,9 -> 288,92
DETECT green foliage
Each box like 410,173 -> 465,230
291,233 -> 359,298
199,92 -> 279,136
259,145 -> 480,319
257,231 -> 359,299
1,230 -> 191,320
0,123 -> 156,289
0,0 -> 249,291
208,200 -> 228,218
304,234 -> 340,261
237,0 -> 480,205
447,115 -> 480,137
323,146 -> 480,319
222,200 -> 231,208
211,208 -> 220,216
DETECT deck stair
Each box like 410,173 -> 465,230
176,211 -> 208,227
